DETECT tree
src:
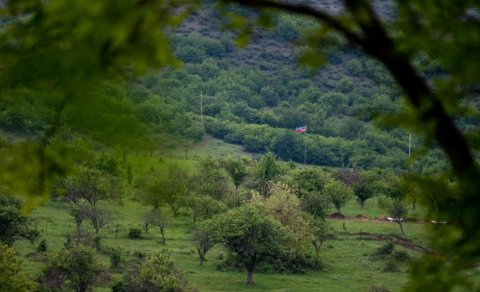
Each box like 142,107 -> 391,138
143,209 -> 169,245
113,251 -> 192,291
0,195 -> 38,245
0,244 -> 36,292
220,1 -> 480,288
39,244 -> 106,292
337,169 -> 378,209
70,202 -> 89,236
222,156 -> 249,191
252,152 -> 282,197
193,157 -> 230,200
138,165 -> 190,216
192,229 -> 214,266
300,192 -> 330,221
185,195 -> 227,224
208,205 -> 290,284
324,180 -> 353,215
64,168 -> 115,207
250,183 -> 314,254
289,168 -> 328,199
379,197 -> 408,235
1,0 -> 479,289
310,219 -> 331,255
87,206 -> 110,237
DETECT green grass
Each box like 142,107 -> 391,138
14,196 -> 429,292
10,142 -> 440,292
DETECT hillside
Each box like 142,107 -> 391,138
121,1 -> 448,173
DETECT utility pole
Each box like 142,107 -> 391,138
408,133 -> 412,157
200,92 -> 204,124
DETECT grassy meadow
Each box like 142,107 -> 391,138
15,198 -> 429,292
10,137 -> 447,292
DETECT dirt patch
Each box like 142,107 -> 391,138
329,212 -> 345,219
355,214 -> 368,220
375,215 -> 388,221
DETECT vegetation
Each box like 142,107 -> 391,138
38,244 -> 106,292
0,0 -> 478,291
208,205 -> 291,284
0,244 -> 36,292
0,195 -> 38,245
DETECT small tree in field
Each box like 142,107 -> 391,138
87,206 -> 110,237
310,219 -> 332,255
113,251 -> 192,291
301,192 -> 330,221
208,205 -> 290,285
39,244 -> 106,292
0,195 -> 38,245
143,210 -> 168,245
324,180 -> 353,215
379,198 -> 408,235
192,229 -> 214,266
222,157 -> 249,191
185,195 -> 227,224
0,244 -> 36,291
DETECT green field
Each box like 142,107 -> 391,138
15,198 -> 429,292
11,139 -> 439,292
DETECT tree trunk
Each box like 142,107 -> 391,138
75,222 -> 82,236
312,241 -> 321,255
246,267 -> 254,285
396,220 -> 405,235
160,227 -> 166,245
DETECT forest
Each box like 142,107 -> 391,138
0,0 -> 479,291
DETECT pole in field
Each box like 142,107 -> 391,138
200,92 -> 204,124
408,133 -> 412,157
295,125 -> 307,165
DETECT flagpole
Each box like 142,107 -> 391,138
304,133 -> 307,165
408,133 -> 412,157
304,126 -> 307,165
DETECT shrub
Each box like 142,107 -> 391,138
382,260 -> 400,273
110,248 -> 123,269
128,227 -> 142,239
374,241 -> 395,257
112,251 -> 195,291
38,244 -> 107,292
37,239 -> 47,253
393,250 -> 410,262
133,250 -> 146,259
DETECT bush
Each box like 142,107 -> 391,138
382,260 -> 400,273
133,250 -> 146,259
112,251 -> 195,291
128,227 -> 142,239
393,250 -> 410,262
110,248 -> 123,269
37,239 -> 47,253
374,241 -> 395,257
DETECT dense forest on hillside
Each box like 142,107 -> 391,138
0,2 -> 452,173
